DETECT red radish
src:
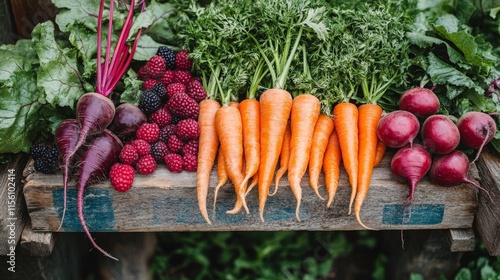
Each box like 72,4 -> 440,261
456,111 -> 497,163
399,87 -> 440,118
55,119 -> 81,231
421,114 -> 460,154
111,103 -> 147,138
429,150 -> 489,194
377,110 -> 420,148
76,130 -> 123,261
390,144 -> 432,210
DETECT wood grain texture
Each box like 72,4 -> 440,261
447,228 -> 475,252
0,154 -> 29,255
23,151 -> 479,232
475,149 -> 500,256
9,0 -> 58,39
20,221 -> 55,257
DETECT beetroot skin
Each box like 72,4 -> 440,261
421,115 -> 460,154
399,87 -> 440,118
377,110 -> 420,148
111,103 -> 147,138
457,111 -> 497,163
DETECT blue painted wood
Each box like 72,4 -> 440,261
52,188 -> 116,232
382,204 -> 445,225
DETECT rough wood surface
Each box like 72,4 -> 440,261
8,0 -> 58,39
475,149 -> 500,256
1,154 -> 30,255
20,221 -> 55,257
23,152 -> 479,232
447,228 -> 475,252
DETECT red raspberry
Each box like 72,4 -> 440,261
161,70 -> 175,86
145,55 -> 166,79
186,79 -> 207,102
143,79 -> 159,91
166,83 -> 186,98
138,65 -> 150,80
109,163 -> 135,192
119,144 -> 139,165
166,92 -> 199,118
131,139 -> 151,156
167,135 -> 184,153
175,50 -> 192,70
136,123 -> 160,143
149,108 -> 172,128
175,119 -> 200,141
135,154 -> 157,175
183,154 -> 197,171
164,153 -> 183,173
182,139 -> 199,156
150,141 -> 168,163
159,124 -> 176,142
174,70 -> 191,84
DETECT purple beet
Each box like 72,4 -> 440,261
421,114 -> 460,154
456,111 -> 497,164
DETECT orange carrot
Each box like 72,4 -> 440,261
269,121 -> 291,196
308,113 -> 334,199
324,129 -> 342,208
354,103 -> 383,229
373,140 -> 386,167
215,105 -> 248,215
258,88 -> 293,222
239,99 -> 260,193
333,102 -> 359,215
245,170 -> 259,196
287,94 -> 321,221
212,147 -> 228,214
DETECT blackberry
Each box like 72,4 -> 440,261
48,146 -> 59,163
171,115 -> 182,124
30,143 -> 49,160
156,46 -> 176,70
150,83 -> 167,102
150,141 -> 168,163
139,91 -> 162,115
34,158 -> 59,174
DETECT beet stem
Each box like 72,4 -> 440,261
463,178 -> 492,202
470,127 -> 489,165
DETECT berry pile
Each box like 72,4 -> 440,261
30,143 -> 59,174
109,46 -> 204,192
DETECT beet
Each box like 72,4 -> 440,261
377,110 -> 420,148
76,129 -> 123,261
111,103 -> 147,138
421,114 -> 460,154
399,87 -> 440,118
55,119 -> 81,230
456,111 -> 497,163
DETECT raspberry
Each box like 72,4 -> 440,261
174,70 -> 192,85
166,92 -> 199,118
145,55 -> 166,79
164,153 -> 183,173
143,79 -> 159,91
175,50 -> 192,70
149,108 -> 172,128
150,83 -> 167,102
183,154 -> 197,171
119,144 -> 139,165
159,124 -> 176,142
30,143 -> 49,160
156,46 -> 176,69
166,83 -> 186,98
186,79 -> 207,102
136,123 -> 160,143
167,135 -> 184,153
138,65 -> 150,80
150,141 -> 168,163
182,139 -> 199,156
139,91 -> 162,115
175,119 -> 200,141
160,70 -> 175,86
136,154 -> 157,175
131,139 -> 151,156
109,163 -> 135,192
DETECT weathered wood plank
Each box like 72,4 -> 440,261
1,154 -> 30,255
447,228 -> 475,252
19,221 -> 55,257
9,0 -> 58,39
23,152 -> 479,232
475,149 -> 500,256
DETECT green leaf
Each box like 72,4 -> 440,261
0,39 -> 37,82
68,22 -> 98,79
52,0 -> 101,33
120,69 -> 143,104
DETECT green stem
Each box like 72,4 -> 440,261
276,25 -> 304,89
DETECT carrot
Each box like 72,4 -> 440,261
269,121 -> 291,196
215,105 -> 249,215
239,99 -> 260,193
258,88 -> 293,221
245,170 -> 259,196
196,99 -> 221,224
287,94 -> 321,221
308,113 -> 334,200
373,140 -> 386,167
354,103 -> 383,230
212,147 -> 228,215
333,102 -> 359,214
324,129 -> 342,208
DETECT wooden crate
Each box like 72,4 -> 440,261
23,152 -> 479,232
